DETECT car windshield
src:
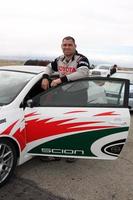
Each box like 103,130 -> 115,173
112,72 -> 133,84
0,70 -> 35,105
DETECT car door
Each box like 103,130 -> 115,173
24,77 -> 130,160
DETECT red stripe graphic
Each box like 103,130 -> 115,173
64,111 -> 88,114
94,111 -> 119,117
1,121 -> 18,135
1,110 -> 120,151
2,120 -> 26,151
13,129 -> 26,151
26,117 -> 116,143
25,112 -> 38,118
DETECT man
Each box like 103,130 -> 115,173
41,36 -> 90,90
110,64 -> 117,75
107,64 -> 117,77
41,36 -> 90,162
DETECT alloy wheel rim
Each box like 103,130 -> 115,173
0,144 -> 13,183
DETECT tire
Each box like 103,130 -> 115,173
0,138 -> 17,187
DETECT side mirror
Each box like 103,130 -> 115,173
26,99 -> 34,108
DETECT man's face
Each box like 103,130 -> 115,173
61,39 -> 76,57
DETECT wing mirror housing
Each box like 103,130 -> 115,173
26,99 -> 34,108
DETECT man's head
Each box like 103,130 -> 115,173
113,64 -> 117,68
61,36 -> 77,57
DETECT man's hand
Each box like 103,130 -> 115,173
51,78 -> 62,87
41,79 -> 50,90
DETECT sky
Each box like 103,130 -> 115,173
0,0 -> 133,67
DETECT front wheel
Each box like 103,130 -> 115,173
0,139 -> 17,187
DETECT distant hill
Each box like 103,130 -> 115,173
0,57 -> 133,70
0,59 -> 24,66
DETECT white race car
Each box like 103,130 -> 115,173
111,70 -> 133,111
0,66 -> 130,187
91,64 -> 114,77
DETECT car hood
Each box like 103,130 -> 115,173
92,69 -> 110,73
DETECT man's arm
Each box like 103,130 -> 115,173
42,58 -> 58,79
42,58 -> 58,90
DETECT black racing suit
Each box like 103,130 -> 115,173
42,51 -> 90,105
42,51 -> 90,82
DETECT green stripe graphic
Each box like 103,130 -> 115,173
28,127 -> 128,157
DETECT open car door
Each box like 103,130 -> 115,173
24,77 -> 130,160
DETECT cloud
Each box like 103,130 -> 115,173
89,53 -> 133,67
0,0 -> 133,67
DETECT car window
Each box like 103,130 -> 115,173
99,66 -> 110,70
91,71 -> 101,75
0,71 -> 35,105
103,81 -> 125,105
33,79 -> 126,107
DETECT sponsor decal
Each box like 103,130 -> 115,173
41,148 -> 84,155
58,66 -> 76,75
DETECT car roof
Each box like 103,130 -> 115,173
96,64 -> 113,67
0,65 -> 47,74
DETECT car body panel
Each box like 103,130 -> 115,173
0,65 -> 47,74
25,107 -> 130,160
